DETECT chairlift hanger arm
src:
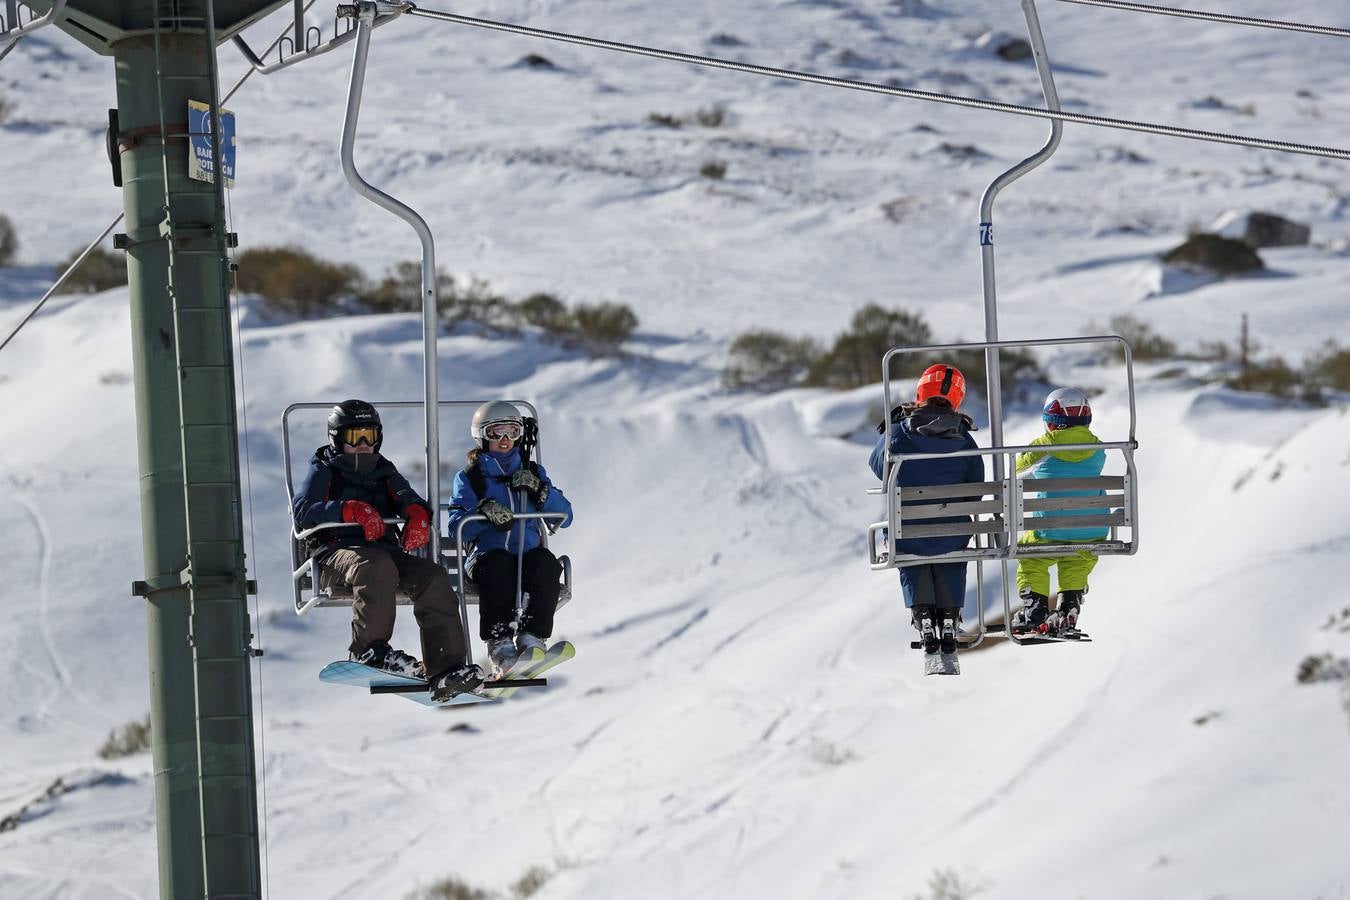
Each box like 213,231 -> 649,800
404,4 -> 1350,162
0,0 -> 68,64
1053,0 -> 1350,39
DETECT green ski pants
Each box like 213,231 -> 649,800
1015,532 -> 1099,597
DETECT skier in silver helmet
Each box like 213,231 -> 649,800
446,401 -> 574,674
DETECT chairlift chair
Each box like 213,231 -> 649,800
283,399 -> 572,619
868,337 -> 1140,647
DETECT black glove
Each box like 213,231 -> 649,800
477,498 -> 514,531
509,468 -> 549,505
876,403 -> 914,434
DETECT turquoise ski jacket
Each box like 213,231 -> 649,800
1015,425 -> 1110,541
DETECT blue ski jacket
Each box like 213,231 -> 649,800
445,447 -> 574,573
1015,425 -> 1110,541
870,406 -> 985,556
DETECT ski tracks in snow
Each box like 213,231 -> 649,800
12,492 -> 105,727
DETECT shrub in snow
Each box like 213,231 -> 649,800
411,876 -> 494,900
805,304 -> 933,389
361,260 -> 455,315
1162,233 -> 1263,275
910,866 -> 986,900
235,245 -> 362,317
441,275 -> 514,331
943,346 -> 1046,405
700,160 -> 727,179
723,329 -> 821,391
97,716 -> 151,759
571,302 -> 638,355
995,38 -> 1032,61
1305,341 -> 1350,393
0,213 -> 17,266
0,93 -> 11,124
1108,314 -> 1177,361
516,292 -> 571,333
1296,654 -> 1350,685
54,247 -> 126,294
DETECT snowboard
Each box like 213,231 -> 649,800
319,660 -> 493,708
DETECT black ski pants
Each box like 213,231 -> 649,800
320,546 -> 468,679
471,547 -> 562,641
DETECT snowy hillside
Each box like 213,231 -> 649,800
3,1 -> 1350,898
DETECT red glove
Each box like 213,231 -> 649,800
342,500 -> 386,542
401,504 -> 431,552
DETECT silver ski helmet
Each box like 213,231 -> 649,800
1042,387 -> 1092,430
471,400 -> 525,449
328,399 -> 383,452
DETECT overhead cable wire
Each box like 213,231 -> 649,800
406,4 -> 1350,162
0,0 -> 317,357
1052,0 -> 1350,39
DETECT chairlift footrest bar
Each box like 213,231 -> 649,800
369,676 -> 547,695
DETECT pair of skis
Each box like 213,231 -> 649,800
319,640 -> 575,707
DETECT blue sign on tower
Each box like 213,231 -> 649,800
187,99 -> 236,188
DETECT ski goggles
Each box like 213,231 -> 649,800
484,422 -> 523,442
339,425 -> 381,447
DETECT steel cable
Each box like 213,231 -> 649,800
406,4 -> 1350,162
1053,0 -> 1350,39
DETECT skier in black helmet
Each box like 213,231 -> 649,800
446,401 -> 574,674
293,399 -> 482,698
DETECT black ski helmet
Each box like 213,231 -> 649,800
328,399 -> 383,453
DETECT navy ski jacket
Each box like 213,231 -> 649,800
292,447 -> 428,554
445,447 -> 573,574
869,406 -> 985,556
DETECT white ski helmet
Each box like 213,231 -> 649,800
1042,387 -> 1092,429
471,400 -> 525,445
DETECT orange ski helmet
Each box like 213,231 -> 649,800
915,364 -> 966,409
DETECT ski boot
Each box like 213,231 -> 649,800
352,640 -> 425,680
486,636 -> 519,675
938,608 -> 960,655
912,605 -> 940,655
430,663 -> 485,702
1011,590 -> 1050,635
1050,590 -> 1085,636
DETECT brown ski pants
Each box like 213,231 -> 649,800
320,546 -> 467,679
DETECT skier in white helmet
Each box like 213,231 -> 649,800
446,401 -> 574,674
1011,387 -> 1111,635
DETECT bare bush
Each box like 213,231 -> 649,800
723,330 -> 821,391
1109,313 -> 1177,361
804,304 -> 934,389
571,302 -> 638,355
516,292 -> 572,333
0,213 -> 17,266
98,716 -> 151,759
55,247 -> 126,294
361,260 -> 455,315
700,160 -> 728,180
235,245 -> 362,317
1306,341 -> 1350,392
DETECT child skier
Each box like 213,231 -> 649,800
1011,387 -> 1109,635
446,401 -> 574,674
870,364 -> 985,662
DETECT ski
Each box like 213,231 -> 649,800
478,646 -> 545,701
491,640 -> 576,700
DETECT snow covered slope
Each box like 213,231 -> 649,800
2,1 -> 1350,898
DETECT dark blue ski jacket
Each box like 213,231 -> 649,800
445,447 -> 573,574
292,447 -> 427,554
869,405 -> 985,556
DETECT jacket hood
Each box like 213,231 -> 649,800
1042,425 -> 1101,461
906,406 -> 975,440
